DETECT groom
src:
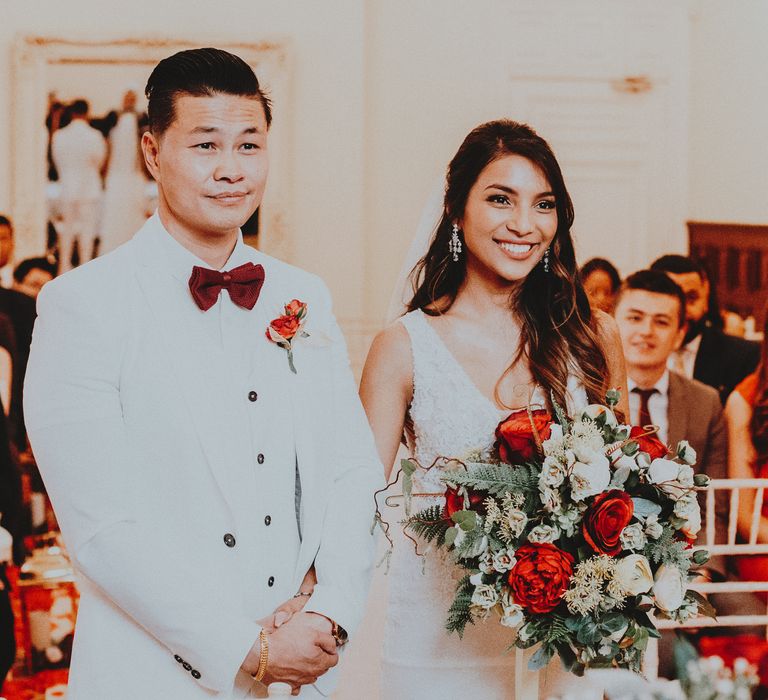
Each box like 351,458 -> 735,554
24,48 -> 382,699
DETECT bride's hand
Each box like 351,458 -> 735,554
265,566 -> 318,630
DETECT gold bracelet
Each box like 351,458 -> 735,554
253,629 -> 269,682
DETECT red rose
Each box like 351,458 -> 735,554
507,543 -> 574,614
443,486 -> 485,519
495,409 -> 553,464
268,315 -> 301,341
582,489 -> 634,556
285,299 -> 307,317
629,426 -> 668,460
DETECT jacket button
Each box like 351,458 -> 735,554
183,662 -> 192,671
257,453 -> 265,464
223,533 -> 236,548
191,669 -> 201,679
264,515 -> 271,526
248,390 -> 258,402
268,576 -> 275,587
174,655 -> 183,663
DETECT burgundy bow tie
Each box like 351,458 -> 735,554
188,262 -> 265,311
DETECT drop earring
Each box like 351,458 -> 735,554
449,223 -> 462,262
543,248 -> 550,273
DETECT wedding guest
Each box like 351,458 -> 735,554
580,257 -> 621,313
12,257 -> 56,300
651,254 -> 759,403
51,99 -> 107,273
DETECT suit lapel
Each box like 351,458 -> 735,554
666,371 -> 688,451
132,227 -> 258,523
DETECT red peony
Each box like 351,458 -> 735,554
443,486 -> 485,519
507,543 -> 574,614
629,425 -> 668,460
582,489 -> 634,556
495,409 -> 553,464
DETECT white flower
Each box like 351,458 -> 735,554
499,590 -> 525,628
527,524 -> 560,544
635,451 -> 651,469
680,507 -> 702,539
555,505 -> 582,537
581,404 -> 618,427
570,453 -> 611,501
453,525 -> 466,549
644,514 -> 664,540
541,456 -> 566,487
613,453 -> 640,473
478,552 -> 494,574
647,458 -> 679,485
539,486 -> 562,512
677,464 -> 695,487
506,509 -> 528,537
676,440 -> 697,465
673,493 -> 699,518
620,523 -> 647,551
542,424 -> 565,457
492,549 -> 516,573
614,554 -> 654,595
470,583 -> 499,610
653,564 -> 686,612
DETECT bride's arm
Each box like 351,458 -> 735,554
595,310 -> 630,419
359,323 -> 413,480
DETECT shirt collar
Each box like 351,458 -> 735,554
147,212 -> 253,282
681,334 -> 702,357
627,369 -> 669,397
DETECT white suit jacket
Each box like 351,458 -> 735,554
24,216 -> 382,699
51,120 -> 106,200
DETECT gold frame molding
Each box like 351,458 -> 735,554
11,35 -> 294,261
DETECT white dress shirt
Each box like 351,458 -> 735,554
628,370 -> 670,444
667,334 -> 701,379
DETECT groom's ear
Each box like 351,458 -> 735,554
141,131 -> 161,181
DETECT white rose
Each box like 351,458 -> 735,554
479,551 -> 495,574
527,524 -> 560,544
644,514 -> 664,540
470,583 -> 499,610
614,554 -> 654,595
647,458 -> 680,487
676,440 -> 697,465
539,486 -> 562,512
492,550 -> 516,573
653,564 -> 686,612
676,464 -> 695,487
506,509 -> 528,537
680,506 -> 702,539
613,453 -> 640,473
581,404 -> 618,427
500,604 -> 525,629
542,424 -> 564,456
570,453 -> 611,501
541,456 -> 566,487
620,523 -> 647,551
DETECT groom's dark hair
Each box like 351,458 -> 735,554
145,47 -> 272,136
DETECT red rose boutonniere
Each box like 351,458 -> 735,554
266,300 -> 308,374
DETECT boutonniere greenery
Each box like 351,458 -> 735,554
266,299 -> 309,374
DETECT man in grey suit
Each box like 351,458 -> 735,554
614,269 -> 736,673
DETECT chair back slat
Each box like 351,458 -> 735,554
751,486 -> 765,544
727,487 -> 740,545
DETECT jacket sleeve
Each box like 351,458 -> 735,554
303,279 -> 384,637
24,280 -> 259,693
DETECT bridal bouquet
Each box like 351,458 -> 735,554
401,391 -> 714,676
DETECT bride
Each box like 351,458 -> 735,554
360,119 -> 628,699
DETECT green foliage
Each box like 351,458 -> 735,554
644,526 -> 691,573
447,462 -> 540,496
404,505 -> 449,547
445,574 -> 475,637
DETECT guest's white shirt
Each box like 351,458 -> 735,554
628,370 -> 670,444
667,334 -> 701,379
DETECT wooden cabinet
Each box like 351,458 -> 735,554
689,221 -> 768,329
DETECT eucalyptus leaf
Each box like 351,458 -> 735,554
528,644 -> 555,670
444,526 -> 458,548
687,590 -> 717,619
451,510 -> 479,531
632,497 -> 662,517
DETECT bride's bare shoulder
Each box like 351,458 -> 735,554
361,318 -> 413,390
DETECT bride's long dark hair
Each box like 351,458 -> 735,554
407,119 -> 609,409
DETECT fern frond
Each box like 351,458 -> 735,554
446,463 -> 540,496
445,574 -> 475,637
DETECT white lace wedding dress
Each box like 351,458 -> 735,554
380,309 -> 591,700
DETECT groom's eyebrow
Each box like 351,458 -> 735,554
484,184 -> 555,197
189,126 -> 264,134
